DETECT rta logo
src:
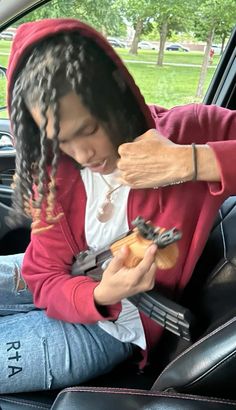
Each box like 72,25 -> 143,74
6,341 -> 22,378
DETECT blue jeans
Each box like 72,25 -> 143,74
0,254 -> 134,394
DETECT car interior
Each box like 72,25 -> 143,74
0,1 -> 236,409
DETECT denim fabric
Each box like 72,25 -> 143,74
0,254 -> 133,393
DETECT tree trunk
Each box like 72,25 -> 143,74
101,26 -> 107,36
157,21 -> 168,66
196,28 -> 215,99
221,33 -> 227,54
129,19 -> 143,55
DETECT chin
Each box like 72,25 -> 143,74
103,166 -> 117,174
102,161 -> 117,174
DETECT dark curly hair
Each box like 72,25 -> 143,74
9,32 -> 148,231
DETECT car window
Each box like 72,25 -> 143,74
0,0 -> 234,119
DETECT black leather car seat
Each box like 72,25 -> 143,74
151,196 -> 236,399
50,387 -> 236,410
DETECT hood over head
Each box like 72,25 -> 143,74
7,18 -> 155,129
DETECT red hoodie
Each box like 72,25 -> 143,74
7,19 -> 236,368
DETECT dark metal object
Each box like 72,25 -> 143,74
72,218 -> 182,279
71,218 -> 191,339
132,216 -> 182,248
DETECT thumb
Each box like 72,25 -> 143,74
106,246 -> 129,274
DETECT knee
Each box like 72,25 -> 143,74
14,264 -> 27,293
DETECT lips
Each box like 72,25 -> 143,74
85,159 -> 107,173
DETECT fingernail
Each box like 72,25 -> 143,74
149,244 -> 157,254
120,246 -> 127,254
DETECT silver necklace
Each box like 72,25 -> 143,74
97,174 -> 122,223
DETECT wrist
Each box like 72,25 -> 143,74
180,144 -> 220,182
94,283 -> 118,306
193,144 -> 220,181
153,145 -> 195,188
174,144 -> 195,182
94,283 -> 107,306
94,285 -> 122,318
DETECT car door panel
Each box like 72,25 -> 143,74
0,119 -> 31,253
0,119 -> 15,209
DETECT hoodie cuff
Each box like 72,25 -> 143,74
74,280 -> 122,323
207,141 -> 236,196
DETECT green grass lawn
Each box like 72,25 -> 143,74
117,48 -> 221,66
126,62 -> 214,107
0,109 -> 7,118
0,40 -> 11,66
0,54 -> 9,66
0,41 -> 219,119
0,40 -> 12,51
0,40 -> 11,118
0,78 -> 7,117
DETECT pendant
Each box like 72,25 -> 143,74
96,193 -> 114,223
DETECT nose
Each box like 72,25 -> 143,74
71,139 -> 96,165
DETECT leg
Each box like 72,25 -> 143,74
0,253 -> 35,315
0,310 -> 133,393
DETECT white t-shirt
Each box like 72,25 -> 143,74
81,168 -> 146,349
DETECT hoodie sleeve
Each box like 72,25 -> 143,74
155,103 -> 236,197
195,104 -> 236,196
22,212 -> 122,324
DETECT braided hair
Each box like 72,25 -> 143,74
9,32 -> 148,231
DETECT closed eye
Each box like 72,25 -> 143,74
59,122 -> 99,144
81,122 -> 99,137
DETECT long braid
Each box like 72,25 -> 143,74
45,86 -> 62,224
35,76 -> 49,208
9,32 -> 148,230
30,82 -> 49,231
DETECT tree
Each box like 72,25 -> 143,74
152,0 -> 197,66
115,0 -> 157,54
214,16 -> 236,54
72,0 -> 125,36
18,0 -> 125,37
17,1 -> 77,23
194,0 -> 236,98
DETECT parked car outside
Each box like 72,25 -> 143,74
107,37 -> 126,48
211,44 -> 222,55
0,31 -> 14,40
204,44 -> 222,56
166,43 -> 190,52
138,40 -> 158,50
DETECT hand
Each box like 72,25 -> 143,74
117,129 -> 193,189
93,244 -> 157,306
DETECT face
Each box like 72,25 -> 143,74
30,91 -> 119,174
